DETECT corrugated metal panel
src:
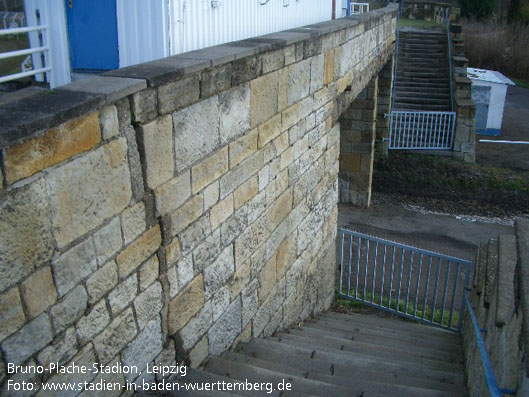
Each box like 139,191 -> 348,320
116,0 -> 169,67
168,0 -> 333,55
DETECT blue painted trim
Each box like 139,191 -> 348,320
464,292 -> 517,397
477,128 -> 501,136
346,0 -> 351,16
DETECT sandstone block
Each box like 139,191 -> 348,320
167,265 -> 179,300
4,112 -> 101,184
189,336 -> 208,368
276,233 -> 297,279
201,64 -> 232,98
134,282 -> 163,330
37,327 -> 77,367
167,274 -> 205,334
138,256 -> 159,292
94,308 -> 137,364
324,49 -> 335,85
76,300 -> 110,345
310,54 -> 325,94
242,280 -> 258,327
177,253 -> 195,290
179,215 -> 211,252
229,260 -> 251,300
158,75 -> 200,115
193,229 -> 221,274
52,237 -> 97,297
0,287 -> 26,342
220,206 -> 249,247
121,318 -> 163,382
258,256 -> 277,302
282,96 -> 314,131
131,88 -> 158,123
203,181 -> 220,210
21,266 -> 57,319
179,302 -> 213,351
108,275 -> 138,315
169,194 -> 204,236
229,129 -> 257,168
257,114 -> 281,149
116,225 -> 161,279
1,314 -> 52,365
219,83 -> 251,145
155,171 -> 191,215
250,71 -> 279,128
93,217 -> 123,265
51,285 -> 88,333
212,286 -> 230,322
286,59 -> 310,107
46,138 -> 132,248
234,176 -> 258,210
208,297 -> 242,355
173,96 -> 220,173
262,49 -> 285,74
210,194 -> 234,231
204,245 -> 235,299
0,178 -> 54,293
220,151 -> 263,198
138,114 -> 174,189
86,261 -> 118,304
165,237 -> 181,267
100,105 -> 119,140
191,147 -> 228,194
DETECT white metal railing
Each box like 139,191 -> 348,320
0,11 -> 26,29
388,111 -> 457,150
0,23 -> 51,85
350,2 -> 370,15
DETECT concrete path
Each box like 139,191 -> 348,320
338,200 -> 514,262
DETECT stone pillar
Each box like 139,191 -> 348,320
375,59 -> 394,157
339,76 -> 378,208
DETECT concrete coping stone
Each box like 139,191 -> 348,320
0,3 -> 398,150
495,234 -> 516,327
514,218 -> 529,376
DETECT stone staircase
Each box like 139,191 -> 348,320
394,29 -> 452,111
170,311 -> 468,396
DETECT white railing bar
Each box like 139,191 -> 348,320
0,67 -> 51,84
0,46 -> 48,60
479,140 -> 529,144
0,25 -> 47,35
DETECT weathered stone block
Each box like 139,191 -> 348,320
204,180 -> 220,210
229,260 -> 251,300
46,138 -> 132,248
229,129 -> 257,168
257,114 -> 281,149
219,83 -> 251,145
177,253 -> 195,290
286,59 -> 310,107
220,151 -> 263,198
139,256 -> 159,292
276,233 -> 297,279
201,64 -> 232,98
52,237 -> 97,297
86,261 -> 118,304
155,171 -> 192,215
138,114 -> 174,189
108,275 -> 138,315
116,225 -> 161,279
282,96 -> 314,131
179,302 -> 213,351
93,217 -> 123,265
262,49 -> 285,73
179,215 -> 211,253
189,336 -> 208,368
169,194 -> 204,236
21,266 -> 57,319
204,245 -> 235,299
158,74 -> 200,115
232,55 -> 262,86
258,256 -> 277,302
208,297 -> 242,355
76,299 -> 110,345
94,308 -> 137,364
173,95 -> 220,173
51,285 -> 88,333
324,49 -> 335,85
220,206 -> 249,247
0,287 -> 26,342
234,176 -> 258,210
121,318 -> 163,382
210,194 -> 234,231
1,314 -> 52,365
193,229 -> 221,274
310,54 -> 325,94
241,279 -> 258,327
167,274 -> 205,334
191,147 -> 229,194
212,286 -> 230,322
131,88 -> 158,123
134,281 -> 163,330
37,327 -> 77,367
99,105 -> 119,140
4,112 -> 101,184
0,178 -> 54,293
250,72 -> 279,128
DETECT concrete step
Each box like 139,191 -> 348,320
396,77 -> 450,84
394,98 -> 451,107
234,344 -> 466,393
205,357 -> 351,396
395,91 -> 450,99
399,52 -> 446,60
400,38 -> 446,45
393,103 -> 452,111
245,337 -> 465,385
397,72 -> 449,79
165,367 -> 246,396
273,331 -> 464,372
398,66 -> 449,73
395,84 -> 450,92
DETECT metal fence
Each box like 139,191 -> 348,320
388,110 -> 457,150
337,228 -> 472,332
350,2 -> 370,14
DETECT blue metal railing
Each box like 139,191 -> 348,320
338,228 -> 471,332
464,291 -> 517,396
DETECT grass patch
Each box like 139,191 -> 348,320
373,153 -> 529,216
0,34 -> 31,77
513,78 -> 529,89
399,18 -> 443,30
333,290 -> 460,328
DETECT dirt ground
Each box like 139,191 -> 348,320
476,85 -> 529,171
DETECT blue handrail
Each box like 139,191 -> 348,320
464,291 -> 517,396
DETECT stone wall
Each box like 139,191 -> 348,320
0,4 -> 398,394
462,219 -> 529,396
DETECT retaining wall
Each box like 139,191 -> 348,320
0,4 -> 398,394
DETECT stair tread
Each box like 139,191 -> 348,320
165,367 -> 246,396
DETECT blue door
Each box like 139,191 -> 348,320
65,0 -> 119,72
